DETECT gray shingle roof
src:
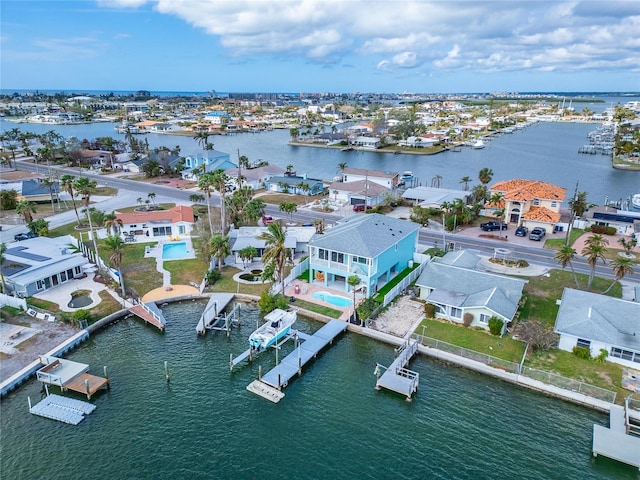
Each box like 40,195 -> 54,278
308,214 -> 419,257
416,261 -> 527,320
554,288 -> 640,350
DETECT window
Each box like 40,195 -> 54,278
331,251 -> 345,263
36,280 -> 44,290
551,202 -> 557,208
353,256 -> 369,265
478,314 -> 490,324
74,266 -> 82,275
533,199 -> 540,206
576,338 -> 591,349
153,226 -> 172,236
318,249 -> 329,260
610,347 -> 639,363
450,307 -> 462,318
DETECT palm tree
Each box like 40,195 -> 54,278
554,245 -> 581,289
258,222 -> 289,294
337,162 -> 348,176
198,173 -> 216,235
210,234 -> 230,270
15,200 -> 36,224
431,174 -> 442,188
602,257 -> 635,294
478,167 -> 493,185
60,174 -> 81,225
460,176 -> 473,191
347,274 -> 361,322
74,176 -> 101,266
296,181 -> 310,204
104,235 -> 127,298
581,234 -> 609,290
210,169 -> 230,234
103,211 -> 123,235
189,193 -> 205,204
279,201 -> 297,223
0,242 -> 7,293
194,131 -> 213,151
147,192 -> 156,208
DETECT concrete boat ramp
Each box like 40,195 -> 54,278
241,320 -> 348,403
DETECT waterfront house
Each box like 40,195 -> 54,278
228,225 -> 315,265
115,205 -> 195,240
225,164 -> 285,190
307,214 -> 420,298
488,179 -> 566,233
576,206 -> 640,237
402,186 -> 471,208
554,288 -> 640,368
351,136 -> 381,149
0,177 -> 59,203
327,179 -> 390,207
182,150 -> 234,179
265,174 -> 324,195
2,235 -> 88,297
342,167 -> 399,189
415,251 -> 527,333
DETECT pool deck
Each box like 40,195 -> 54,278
282,280 -> 364,321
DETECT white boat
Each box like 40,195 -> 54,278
472,140 -> 485,149
632,193 -> 640,211
115,122 -> 143,134
400,171 -> 413,180
249,308 -> 297,352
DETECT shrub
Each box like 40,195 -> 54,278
71,309 -> 92,325
357,297 -> 381,320
463,312 -> 474,327
423,303 -> 436,318
205,269 -> 221,285
488,316 -> 504,336
515,259 -> 529,268
589,225 -> 616,235
595,348 -> 608,363
572,346 -> 591,359
257,290 -> 289,314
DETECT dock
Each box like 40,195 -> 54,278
592,397 -> 640,470
36,356 -> 110,399
195,293 -> 236,335
29,393 -> 96,425
258,320 -> 348,392
375,338 -> 420,401
129,301 -> 166,331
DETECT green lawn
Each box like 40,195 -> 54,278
544,228 -> 585,249
417,318 -> 526,363
164,258 -> 209,286
208,266 -> 271,297
104,241 -> 162,297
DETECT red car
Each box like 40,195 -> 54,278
261,215 -> 274,225
353,204 -> 372,212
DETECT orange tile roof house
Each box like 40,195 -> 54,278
488,179 -> 567,233
115,205 -> 195,239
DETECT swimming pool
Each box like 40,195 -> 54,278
312,291 -> 352,307
162,242 -> 188,260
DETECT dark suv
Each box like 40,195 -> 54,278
529,227 -> 546,241
14,232 -> 37,241
515,226 -> 528,237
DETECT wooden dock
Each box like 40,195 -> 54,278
258,320 -> 348,392
592,400 -> 640,470
196,293 -> 236,335
375,338 -> 420,401
36,356 -> 110,400
129,301 -> 166,331
29,393 -> 96,425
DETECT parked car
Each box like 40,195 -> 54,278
261,215 -> 274,225
480,221 -> 507,232
353,204 -> 372,212
529,227 -> 546,241
515,226 -> 529,237
14,232 -> 37,241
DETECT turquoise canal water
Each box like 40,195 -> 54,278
0,300 -> 635,479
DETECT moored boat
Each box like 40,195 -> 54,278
249,308 -> 297,352
632,193 -> 640,211
471,140 -> 485,149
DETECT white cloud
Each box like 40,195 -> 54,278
100,0 -> 640,76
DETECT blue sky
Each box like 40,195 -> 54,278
1,0 -> 639,93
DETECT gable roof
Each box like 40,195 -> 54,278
438,250 -> 482,269
522,206 -> 561,223
116,205 -> 195,225
342,167 -> 398,179
416,260 -> 528,320
327,180 -> 390,196
554,288 -> 640,350
490,179 -> 566,202
308,214 -> 419,257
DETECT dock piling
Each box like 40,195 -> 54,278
164,361 -> 170,383
258,365 -> 262,380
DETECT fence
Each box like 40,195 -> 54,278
381,254 -> 428,307
520,366 -> 617,403
72,236 -> 120,284
271,257 -> 310,295
0,293 -> 27,311
413,333 -> 520,373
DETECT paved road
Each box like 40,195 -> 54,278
5,159 -> 640,285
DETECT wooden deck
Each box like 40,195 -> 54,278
129,302 -> 166,331
63,373 -> 110,399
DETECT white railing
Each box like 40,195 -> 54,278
271,258 -> 310,294
0,293 -> 27,311
381,258 -> 427,307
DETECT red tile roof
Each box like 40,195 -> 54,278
522,206 -> 561,223
490,179 -> 566,202
116,205 -> 195,225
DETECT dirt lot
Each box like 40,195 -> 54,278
0,315 -> 78,382
368,295 -> 425,338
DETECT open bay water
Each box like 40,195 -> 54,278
2,111 -> 638,205
0,300 -> 635,479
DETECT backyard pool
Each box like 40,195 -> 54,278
162,242 -> 188,260
68,290 -> 93,308
312,291 -> 352,307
